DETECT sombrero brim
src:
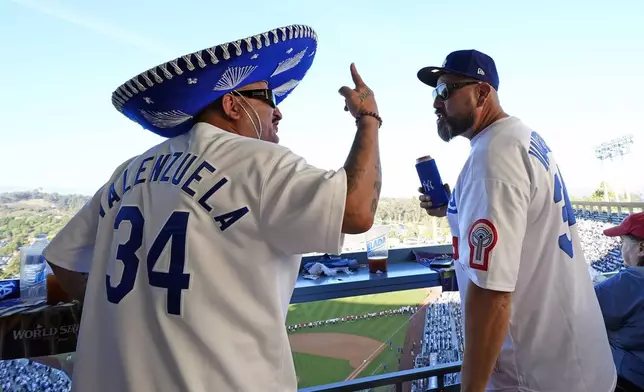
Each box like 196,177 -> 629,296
112,24 -> 318,138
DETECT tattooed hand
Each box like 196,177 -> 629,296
338,63 -> 379,119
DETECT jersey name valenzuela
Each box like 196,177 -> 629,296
98,151 -> 249,233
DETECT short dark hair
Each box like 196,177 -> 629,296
205,96 -> 224,113
195,97 -> 225,121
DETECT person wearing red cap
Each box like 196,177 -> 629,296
595,212 -> 644,391
603,212 -> 644,266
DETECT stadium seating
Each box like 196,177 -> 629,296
0,359 -> 70,391
577,217 -> 625,273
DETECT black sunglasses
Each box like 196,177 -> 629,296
433,81 -> 480,101
233,89 -> 277,108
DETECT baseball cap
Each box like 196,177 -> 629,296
417,49 -> 500,91
603,212 -> 644,239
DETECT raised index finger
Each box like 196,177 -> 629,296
350,63 -> 365,87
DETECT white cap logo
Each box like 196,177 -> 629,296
477,68 -> 485,76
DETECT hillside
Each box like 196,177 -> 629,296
0,190 -> 89,218
0,191 -> 91,278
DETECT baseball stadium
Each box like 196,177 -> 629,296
283,201 -> 643,392
288,288 -> 435,389
2,2 -> 644,392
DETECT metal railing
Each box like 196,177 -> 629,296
299,362 -> 462,392
572,200 -> 644,215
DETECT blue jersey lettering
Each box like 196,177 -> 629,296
528,131 -> 577,258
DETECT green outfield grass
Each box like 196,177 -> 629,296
293,352 -> 353,388
289,289 -> 427,388
358,316 -> 408,377
287,288 -> 427,325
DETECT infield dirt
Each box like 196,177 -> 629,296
289,332 -> 384,368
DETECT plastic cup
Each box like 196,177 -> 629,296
47,274 -> 71,305
366,226 -> 389,273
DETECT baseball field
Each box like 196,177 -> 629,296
287,287 -> 441,390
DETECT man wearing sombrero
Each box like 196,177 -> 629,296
42,24 -> 383,392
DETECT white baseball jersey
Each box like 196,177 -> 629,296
446,116 -> 616,391
43,122 -> 347,392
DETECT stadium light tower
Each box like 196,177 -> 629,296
594,134 -> 635,202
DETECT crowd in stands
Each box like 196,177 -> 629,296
286,305 -> 419,333
411,292 -> 462,392
576,215 -> 625,273
0,359 -> 70,392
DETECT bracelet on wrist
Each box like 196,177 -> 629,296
355,111 -> 382,128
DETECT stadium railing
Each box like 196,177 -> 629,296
294,244 -> 462,392
299,362 -> 462,392
573,201 -> 644,217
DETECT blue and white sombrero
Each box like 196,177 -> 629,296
111,24 -> 318,138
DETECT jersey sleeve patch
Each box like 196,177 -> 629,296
467,219 -> 498,271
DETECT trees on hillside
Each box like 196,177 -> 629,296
0,190 -> 88,212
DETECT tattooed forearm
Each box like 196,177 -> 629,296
371,158 -> 382,213
344,131 -> 368,194
371,182 -> 381,213
341,113 -> 381,233
344,119 -> 381,208
346,168 -> 366,195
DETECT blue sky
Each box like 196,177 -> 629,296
1,0 -> 643,197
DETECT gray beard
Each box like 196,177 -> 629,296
437,113 -> 475,142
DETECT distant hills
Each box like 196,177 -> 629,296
0,190 -> 90,218
0,191 -> 91,278
0,190 -> 90,265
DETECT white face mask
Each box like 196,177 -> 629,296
232,90 -> 262,140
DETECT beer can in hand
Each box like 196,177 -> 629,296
416,155 -> 449,208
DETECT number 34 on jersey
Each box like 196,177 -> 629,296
106,206 -> 191,316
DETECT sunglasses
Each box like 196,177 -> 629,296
433,81 -> 480,101
233,89 -> 277,108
